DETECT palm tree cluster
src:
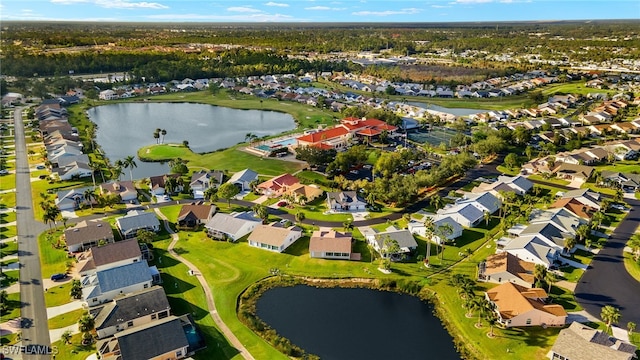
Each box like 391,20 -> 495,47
533,264 -> 557,292
39,193 -> 61,231
450,274 -> 499,337
153,128 -> 168,144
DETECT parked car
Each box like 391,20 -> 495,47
0,169 -> 8,175
50,273 -> 67,281
36,165 -> 46,170
611,204 -> 626,211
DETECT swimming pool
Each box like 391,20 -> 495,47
183,324 -> 206,352
273,137 -> 297,147
255,144 -> 273,151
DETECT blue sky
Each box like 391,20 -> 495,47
1,1 -> 638,22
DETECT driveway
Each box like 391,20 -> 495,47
575,198 -> 640,324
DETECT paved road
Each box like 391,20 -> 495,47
13,107 -> 51,358
575,198 -> 640,324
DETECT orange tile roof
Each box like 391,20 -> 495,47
484,252 -> 535,284
309,230 -> 352,253
357,128 -> 381,136
486,282 -> 567,320
550,198 -> 594,219
296,127 -> 349,144
258,173 -> 299,191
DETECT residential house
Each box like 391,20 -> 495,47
93,286 -> 171,339
553,163 -> 594,183
82,261 -> 157,306
78,239 -> 144,277
548,322 -> 637,360
365,226 -> 418,258
457,192 -> 501,214
115,210 -> 161,239
549,198 -> 596,220
204,211 -> 260,241
99,90 -> 118,101
499,234 -> 564,268
407,215 -> 463,244
472,175 -> 533,196
100,181 -> 138,202
437,202 -> 485,228
309,230 -> 353,260
64,220 -> 115,253
600,170 -> 640,192
55,161 -> 93,181
326,191 -> 367,211
149,174 -> 182,196
55,186 -> 93,211
97,315 -> 190,360
227,168 -> 259,192
190,170 -> 224,199
177,203 -> 216,228
561,188 -> 601,210
485,282 -> 567,327
256,173 -> 299,197
283,183 -> 324,204
247,223 -> 303,253
478,252 -> 536,288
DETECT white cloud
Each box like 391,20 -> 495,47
431,4 -> 451,8
352,7 -> 420,16
305,5 -> 345,10
227,6 -> 262,13
50,0 -> 168,9
264,1 -> 288,6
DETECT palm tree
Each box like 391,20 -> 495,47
601,305 -> 621,333
628,321 -> 636,336
78,313 -> 95,345
533,264 -> 547,287
430,194 -> 443,210
544,271 -> 557,293
627,236 -> 640,262
253,204 -> 269,224
153,129 -> 160,144
160,129 -> 167,144
245,132 -> 255,145
576,224 -> 591,243
591,211 -> 604,231
113,159 -> 125,181
60,330 -> 72,345
563,236 -> 577,255
123,155 -> 137,182
83,188 -> 95,209
483,210 -> 491,227
295,211 -> 305,224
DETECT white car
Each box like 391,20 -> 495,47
611,204 -> 626,211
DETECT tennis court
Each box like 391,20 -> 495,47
407,127 -> 458,148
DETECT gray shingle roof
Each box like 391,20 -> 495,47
116,316 -> 189,360
375,229 -> 418,250
115,210 -> 160,234
95,286 -> 170,330
205,212 -> 259,235
90,239 -> 141,268
228,168 -> 258,184
96,261 -> 152,293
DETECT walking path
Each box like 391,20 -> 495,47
49,324 -> 79,343
46,300 -> 84,319
153,208 -> 255,360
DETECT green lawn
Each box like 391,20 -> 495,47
540,82 -> 618,97
45,281 -> 74,308
0,173 -> 15,191
139,145 -> 304,176
496,165 -> 519,176
1,239 -> 18,257
0,192 -> 16,209
0,269 -> 19,287
580,183 -> 618,196
38,229 -> 70,276
559,266 -> 585,283
569,249 -> 595,266
48,308 -> 87,329
549,286 -> 583,312
623,252 -> 640,283
0,225 -> 17,239
50,333 -> 96,360
0,292 -> 21,322
0,211 -> 16,224
595,161 -> 640,174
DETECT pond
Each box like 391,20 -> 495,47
256,285 -> 460,360
87,103 -> 296,178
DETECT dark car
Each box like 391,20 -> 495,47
50,273 -> 67,281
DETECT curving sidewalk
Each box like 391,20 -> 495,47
153,208 -> 255,360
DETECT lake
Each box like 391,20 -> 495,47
87,103 -> 296,178
256,285 -> 460,360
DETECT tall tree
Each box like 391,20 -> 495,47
161,129 -> 167,144
533,264 -> 547,287
217,183 -> 239,208
123,155 -> 137,182
601,305 -> 621,333
253,204 -> 269,224
83,188 -> 95,209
